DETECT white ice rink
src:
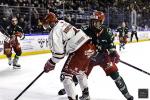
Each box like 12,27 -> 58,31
0,41 -> 150,100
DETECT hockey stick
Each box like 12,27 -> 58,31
0,25 -> 10,43
0,25 -> 10,37
0,25 -> 25,40
120,60 -> 150,76
14,70 -> 45,100
0,31 -> 10,43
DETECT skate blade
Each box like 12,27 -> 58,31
13,66 -> 21,69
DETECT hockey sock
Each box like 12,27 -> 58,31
110,72 -> 132,99
63,76 -> 77,100
119,44 -> 123,50
13,54 -> 21,68
58,75 -> 78,96
76,72 -> 88,92
13,55 -> 19,64
8,57 -> 12,65
76,72 -> 90,100
14,54 -> 19,59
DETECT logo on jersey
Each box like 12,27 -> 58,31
84,49 -> 95,58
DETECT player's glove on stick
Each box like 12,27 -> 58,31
110,51 -> 120,63
15,32 -> 22,37
15,32 -> 25,40
44,59 -> 56,73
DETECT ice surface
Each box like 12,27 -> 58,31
0,41 -> 150,100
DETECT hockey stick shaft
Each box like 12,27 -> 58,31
0,25 -> 10,43
0,25 -> 25,41
120,60 -> 150,76
0,25 -> 10,37
0,32 -> 10,43
14,70 -> 45,100
0,25 -> 25,40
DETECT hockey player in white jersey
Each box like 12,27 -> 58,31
42,12 -> 96,100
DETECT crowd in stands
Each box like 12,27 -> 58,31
0,0 -> 150,34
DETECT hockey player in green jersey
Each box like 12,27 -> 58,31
116,22 -> 129,51
58,11 -> 134,100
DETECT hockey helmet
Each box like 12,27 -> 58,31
90,11 -> 105,29
42,12 -> 58,29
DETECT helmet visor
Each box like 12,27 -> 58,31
91,19 -> 103,29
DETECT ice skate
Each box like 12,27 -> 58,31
68,95 -> 78,100
119,47 -> 121,51
13,57 -> 21,69
124,93 -> 134,100
122,46 -> 125,49
79,88 -> 90,100
127,95 -> 134,100
79,94 -> 90,100
119,44 -> 122,51
58,89 -> 66,95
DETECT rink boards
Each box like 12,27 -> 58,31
0,33 -> 50,59
0,31 -> 150,59
114,31 -> 150,44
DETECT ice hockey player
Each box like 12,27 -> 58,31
42,12 -> 96,100
4,17 -> 24,69
58,11 -> 134,100
116,22 -> 129,51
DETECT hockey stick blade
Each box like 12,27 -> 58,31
14,70 -> 45,100
120,60 -> 150,76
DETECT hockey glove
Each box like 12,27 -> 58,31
109,50 -> 120,63
15,32 -> 25,40
44,59 -> 56,73
15,32 -> 22,38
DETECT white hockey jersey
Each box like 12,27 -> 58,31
48,20 -> 90,63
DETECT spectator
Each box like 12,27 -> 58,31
0,0 -> 150,33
